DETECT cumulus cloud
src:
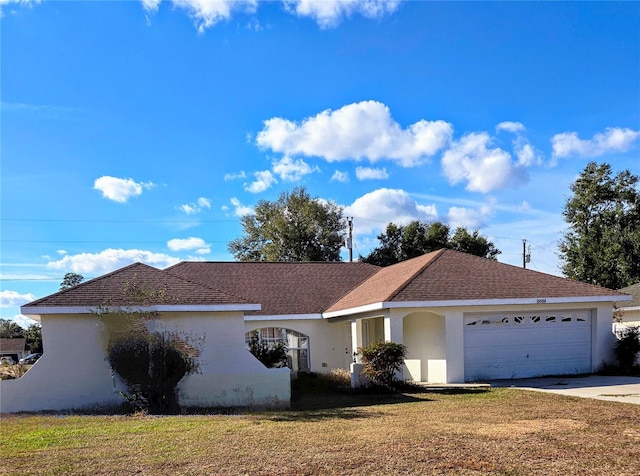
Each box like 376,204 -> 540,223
285,0 -> 401,28
225,197 -> 253,216
344,188 -> 438,236
46,249 -> 180,275
93,176 -> 155,203
244,170 -> 277,193
496,121 -> 525,134
0,290 -> 36,308
496,121 -> 542,167
177,197 -> 212,215
144,0 -> 258,32
330,170 -> 349,183
272,156 -> 320,181
256,100 -> 453,167
167,237 -> 210,254
355,166 -> 389,180
446,205 -> 492,229
551,127 -> 640,161
441,133 -> 527,193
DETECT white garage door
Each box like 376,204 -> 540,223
464,311 -> 592,381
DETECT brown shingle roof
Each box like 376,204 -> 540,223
326,249 -> 626,312
166,261 -> 380,315
0,338 -> 26,353
23,251 -> 627,317
25,262 -> 254,308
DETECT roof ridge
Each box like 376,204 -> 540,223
385,249 -> 446,302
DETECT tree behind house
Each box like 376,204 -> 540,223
559,162 -> 640,289
229,187 -> 346,262
362,220 -> 500,266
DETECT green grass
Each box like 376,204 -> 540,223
2,386 -> 640,475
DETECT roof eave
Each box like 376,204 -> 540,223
323,295 -> 629,319
21,303 -> 261,317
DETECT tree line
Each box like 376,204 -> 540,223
229,161 -> 640,290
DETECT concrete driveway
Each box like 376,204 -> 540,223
489,375 -> 640,405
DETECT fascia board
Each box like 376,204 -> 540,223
244,313 -> 323,322
21,303 -> 261,317
323,295 -> 627,319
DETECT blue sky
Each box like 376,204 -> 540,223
1,0 -> 639,327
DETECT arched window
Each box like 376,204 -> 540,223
245,328 -> 310,372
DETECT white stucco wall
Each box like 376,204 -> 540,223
0,314 -> 123,413
1,311 -> 290,413
162,312 -> 290,408
245,318 -> 353,372
403,311 -> 446,383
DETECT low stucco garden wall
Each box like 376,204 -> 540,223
1,311 -> 291,413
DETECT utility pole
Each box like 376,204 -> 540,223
522,239 -> 531,269
347,217 -> 353,262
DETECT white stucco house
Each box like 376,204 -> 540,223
0,249 -> 630,413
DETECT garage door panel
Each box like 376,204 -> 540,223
464,311 -> 592,381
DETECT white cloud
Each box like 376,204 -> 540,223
330,170 -> 349,183
285,0 -> 400,28
551,127 -> 640,160
177,196 -> 212,215
256,100 -> 453,167
446,205 -> 492,229
244,170 -> 277,193
355,166 -> 389,180
441,132 -> 527,193
495,121 -> 543,167
228,197 -> 253,216
93,176 -> 155,203
161,0 -> 258,32
272,156 -> 320,181
140,0 -> 161,12
0,290 -> 36,308
344,188 -> 438,236
6,314 -> 37,329
224,171 -> 247,181
46,249 -> 180,275
496,121 -> 525,134
167,237 -> 210,254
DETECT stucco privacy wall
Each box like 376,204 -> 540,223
1,311 -> 290,413
163,312 -> 290,408
245,318 -> 353,372
0,314 -> 123,413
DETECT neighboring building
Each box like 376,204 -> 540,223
615,283 -> 640,330
0,338 -> 27,364
0,249 -> 629,413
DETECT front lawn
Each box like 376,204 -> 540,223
1,387 -> 639,475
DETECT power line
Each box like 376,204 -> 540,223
1,218 -> 239,223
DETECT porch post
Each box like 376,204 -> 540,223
444,310 -> 464,383
384,309 -> 404,344
351,320 -> 364,363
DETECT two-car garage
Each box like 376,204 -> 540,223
464,310 -> 592,381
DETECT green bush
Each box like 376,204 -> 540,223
614,326 -> 640,372
246,332 -> 288,368
359,341 -> 407,388
108,332 -> 194,414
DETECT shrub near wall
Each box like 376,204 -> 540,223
359,341 -> 407,388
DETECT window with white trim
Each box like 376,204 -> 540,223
245,328 -> 310,372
